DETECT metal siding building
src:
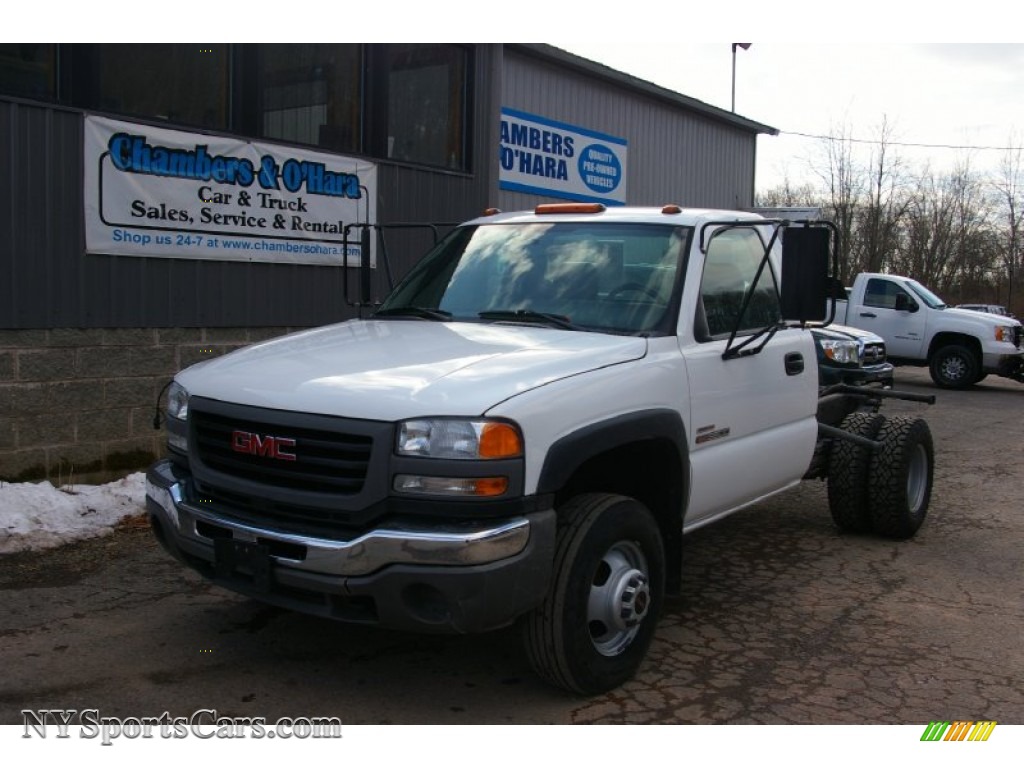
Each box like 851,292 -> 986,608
498,45 -> 770,212
0,48 -> 500,331
0,43 -> 775,482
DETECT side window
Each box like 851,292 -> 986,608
864,279 -> 905,309
699,228 -> 780,338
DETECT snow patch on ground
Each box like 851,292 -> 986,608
0,473 -> 146,555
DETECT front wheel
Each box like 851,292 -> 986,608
929,344 -> 979,389
522,493 -> 665,695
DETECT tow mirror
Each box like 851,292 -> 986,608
780,227 -> 831,323
359,226 -> 372,305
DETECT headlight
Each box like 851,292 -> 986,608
818,339 -> 861,365
167,382 -> 190,420
396,419 -> 523,459
995,325 -> 1016,343
166,382 -> 190,454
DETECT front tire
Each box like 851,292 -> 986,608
868,416 -> 934,539
522,493 -> 664,695
929,344 -> 979,389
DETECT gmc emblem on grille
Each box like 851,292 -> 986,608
231,430 -> 297,461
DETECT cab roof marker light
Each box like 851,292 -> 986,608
535,203 -> 606,215
482,207 -> 502,216
661,204 -> 683,214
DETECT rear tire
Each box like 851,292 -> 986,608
868,416 -> 934,539
827,412 -> 887,533
522,493 -> 664,695
929,344 -> 979,389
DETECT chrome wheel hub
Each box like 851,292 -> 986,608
906,442 -> 929,513
587,541 -> 650,657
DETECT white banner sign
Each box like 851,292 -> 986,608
84,116 -> 377,266
499,107 -> 628,205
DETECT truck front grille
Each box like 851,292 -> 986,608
192,409 -> 373,495
191,483 -> 367,539
862,342 -> 886,365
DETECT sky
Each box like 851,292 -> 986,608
550,42 -> 1024,193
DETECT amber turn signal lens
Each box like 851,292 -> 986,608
478,422 -> 523,458
473,477 -> 509,496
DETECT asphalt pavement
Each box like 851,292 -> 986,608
1,367 -> 1021,725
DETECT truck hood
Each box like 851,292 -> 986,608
177,320 -> 647,420
945,307 -> 1021,326
814,323 -> 885,344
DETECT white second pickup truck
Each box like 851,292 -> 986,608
835,272 -> 1024,388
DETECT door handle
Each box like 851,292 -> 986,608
860,312 -> 877,318
785,352 -> 804,376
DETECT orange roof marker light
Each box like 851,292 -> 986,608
661,204 -> 683,214
482,207 -> 502,216
535,202 -> 606,215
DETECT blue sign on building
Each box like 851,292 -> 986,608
499,107 -> 628,204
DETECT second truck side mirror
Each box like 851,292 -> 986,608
895,293 -> 919,313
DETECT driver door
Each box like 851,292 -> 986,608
681,227 -> 819,528
856,277 -> 927,359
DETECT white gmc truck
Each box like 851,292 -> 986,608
147,204 -> 935,694
835,272 -> 1024,389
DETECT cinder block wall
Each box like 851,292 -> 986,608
0,327 -> 297,484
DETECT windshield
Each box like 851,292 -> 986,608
377,221 -> 691,335
906,279 -> 947,309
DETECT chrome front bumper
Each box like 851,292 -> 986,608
146,462 -> 534,577
145,460 -> 556,633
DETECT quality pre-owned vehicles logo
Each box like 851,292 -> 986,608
920,720 -> 997,741
231,430 -> 297,461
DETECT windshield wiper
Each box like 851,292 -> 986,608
373,306 -> 452,321
478,309 -> 580,330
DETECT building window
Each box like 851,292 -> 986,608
0,44 -> 56,100
96,44 -> 228,129
260,45 -> 361,154
385,44 -> 467,171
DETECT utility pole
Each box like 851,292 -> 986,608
731,43 -> 751,112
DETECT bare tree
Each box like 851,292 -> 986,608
813,123 -> 863,284
899,158 -> 990,294
756,116 -> 1020,305
856,117 -> 909,273
754,176 -> 820,208
991,134 -> 1023,312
